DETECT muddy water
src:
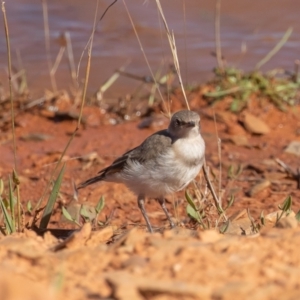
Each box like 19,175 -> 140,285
1,0 -> 300,99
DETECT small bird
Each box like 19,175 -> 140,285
77,110 -> 205,232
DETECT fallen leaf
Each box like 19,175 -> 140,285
265,210 -> 295,226
20,133 -> 53,141
276,215 -> 298,229
284,141 -> 300,156
228,135 -> 250,147
225,218 -> 253,235
247,180 -> 271,197
79,151 -> 99,162
229,209 -> 248,222
241,112 -> 270,134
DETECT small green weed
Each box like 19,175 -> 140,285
62,196 -> 105,227
185,189 -> 234,232
204,68 -> 300,112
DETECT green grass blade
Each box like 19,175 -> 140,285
62,206 -> 74,222
27,200 -> 32,213
295,210 -> 300,222
80,205 -> 96,221
0,179 -> 3,195
219,220 -> 230,234
0,197 -> 13,234
224,194 -> 235,211
95,196 -> 105,214
186,204 -> 200,222
8,176 -> 15,231
39,164 -> 66,229
185,190 -> 197,211
278,195 -> 292,212
62,206 -> 81,227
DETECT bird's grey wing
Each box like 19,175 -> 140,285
99,129 -> 172,174
132,130 -> 173,162
97,145 -> 140,177
77,130 -> 172,189
77,155 -> 129,189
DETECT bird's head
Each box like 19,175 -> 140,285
168,110 -> 201,139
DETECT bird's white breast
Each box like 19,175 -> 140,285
117,134 -> 205,198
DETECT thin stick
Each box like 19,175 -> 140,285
32,0 -> 100,216
15,173 -> 21,231
255,27 -> 293,70
64,32 -> 77,88
50,46 -> 65,76
2,3 -> 22,232
97,60 -> 131,101
122,0 -> 169,115
2,2 -> 16,169
182,0 -> 188,85
215,0 -> 224,72
118,70 -> 157,84
294,59 -> 300,83
16,49 -> 28,94
202,161 -> 227,221
155,0 -> 190,111
155,4 -> 171,106
275,159 -> 298,181
76,0 -> 118,84
213,111 -> 222,206
42,0 -> 57,91
77,3 -> 98,128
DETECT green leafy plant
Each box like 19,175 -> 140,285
260,211 -> 265,226
0,177 -> 16,234
61,206 -> 81,227
185,189 -> 234,232
247,208 -> 260,233
0,1 -> 115,235
219,220 -> 230,234
204,68 -> 300,112
275,195 -> 292,225
295,210 -> 300,222
27,200 -> 32,214
227,164 -> 243,180
185,190 -> 207,229
62,196 -> 105,227
39,164 -> 66,229
95,196 -> 105,220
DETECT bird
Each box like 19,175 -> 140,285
77,110 -> 205,232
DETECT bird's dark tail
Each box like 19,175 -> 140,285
77,175 -> 104,190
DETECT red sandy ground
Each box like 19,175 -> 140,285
0,89 -> 300,299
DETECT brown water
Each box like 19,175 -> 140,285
1,0 -> 300,99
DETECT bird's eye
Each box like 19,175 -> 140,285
175,119 -> 181,126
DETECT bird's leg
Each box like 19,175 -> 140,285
157,198 -> 175,229
137,195 -> 153,233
